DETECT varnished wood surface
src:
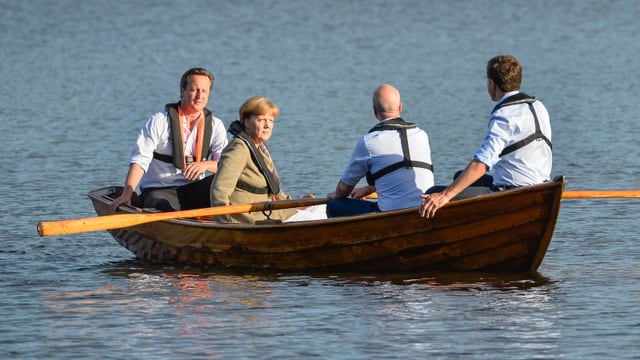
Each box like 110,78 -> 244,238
89,177 -> 565,273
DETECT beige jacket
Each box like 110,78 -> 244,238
210,137 -> 296,223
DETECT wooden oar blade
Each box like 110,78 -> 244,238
38,197 -> 328,237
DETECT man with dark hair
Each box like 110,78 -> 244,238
111,67 -> 228,211
419,55 -> 552,218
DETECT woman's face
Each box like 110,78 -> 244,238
244,113 -> 275,145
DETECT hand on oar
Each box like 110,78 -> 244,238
351,185 -> 376,199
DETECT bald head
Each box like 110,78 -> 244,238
372,84 -> 402,120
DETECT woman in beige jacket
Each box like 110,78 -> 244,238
210,96 -> 323,223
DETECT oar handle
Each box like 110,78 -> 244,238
38,197 -> 329,236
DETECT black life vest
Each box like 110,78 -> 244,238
152,102 -> 214,170
228,120 -> 281,195
492,93 -> 552,157
365,118 -> 433,186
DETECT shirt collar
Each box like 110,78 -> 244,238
496,91 -> 520,105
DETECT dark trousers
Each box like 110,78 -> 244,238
140,175 -> 214,211
326,198 -> 380,218
425,172 -> 495,199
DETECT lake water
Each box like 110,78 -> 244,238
1,0 -> 639,358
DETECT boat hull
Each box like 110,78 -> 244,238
89,177 -> 564,273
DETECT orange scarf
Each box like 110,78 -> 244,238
178,105 -> 205,163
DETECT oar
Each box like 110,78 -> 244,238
37,197 -> 329,237
363,190 -> 640,199
562,190 -> 640,198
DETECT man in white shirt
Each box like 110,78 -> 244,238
419,54 -> 552,218
111,68 -> 228,211
327,84 -> 434,217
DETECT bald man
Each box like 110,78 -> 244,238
327,84 -> 434,217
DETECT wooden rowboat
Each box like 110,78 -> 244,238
88,176 -> 565,273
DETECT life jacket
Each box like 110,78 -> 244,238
492,93 -> 552,157
365,118 -> 433,186
228,120 -> 281,195
152,102 -> 213,170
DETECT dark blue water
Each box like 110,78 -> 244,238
1,0 -> 639,358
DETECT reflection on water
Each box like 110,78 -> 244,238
101,259 -> 553,290
36,260 -> 553,358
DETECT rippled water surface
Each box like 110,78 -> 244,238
1,0 -> 639,358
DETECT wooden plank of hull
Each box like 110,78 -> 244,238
196,203 -> 548,271
89,177 -> 563,272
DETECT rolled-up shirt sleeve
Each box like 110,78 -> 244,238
130,112 -> 168,173
473,114 -> 511,170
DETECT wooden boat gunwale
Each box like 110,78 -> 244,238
90,179 -> 559,229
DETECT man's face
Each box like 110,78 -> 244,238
181,74 -> 211,113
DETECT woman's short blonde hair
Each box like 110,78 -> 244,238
239,96 -> 280,123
